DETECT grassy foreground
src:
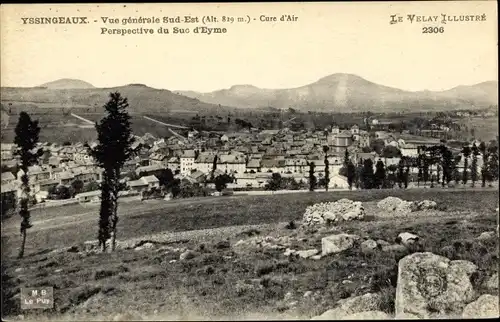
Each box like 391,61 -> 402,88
1,189 -> 498,320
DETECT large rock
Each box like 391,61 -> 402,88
378,197 -> 438,214
322,234 -> 360,256
485,273 -> 498,291
397,232 -> 419,247
341,311 -> 392,320
312,293 -> 383,320
360,239 -> 378,253
233,235 -> 292,253
462,294 -> 499,318
395,252 -> 477,319
303,199 -> 365,226
477,231 -> 496,241
296,249 -> 320,259
415,200 -> 437,210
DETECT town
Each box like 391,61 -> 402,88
1,111 -> 498,215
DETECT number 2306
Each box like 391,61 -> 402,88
422,26 -> 444,33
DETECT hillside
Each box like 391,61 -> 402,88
1,190 -> 498,320
39,78 -> 95,89
0,84 -> 232,114
176,73 -> 498,112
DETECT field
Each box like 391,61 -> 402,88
1,189 -> 498,320
456,117 -> 499,142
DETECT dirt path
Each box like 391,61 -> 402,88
1,196 -> 243,236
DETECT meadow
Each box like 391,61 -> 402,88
1,189 -> 498,320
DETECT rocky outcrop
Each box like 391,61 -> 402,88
233,235 -> 292,253
322,234 -> 361,256
397,232 -> 419,247
377,197 -> 438,214
462,294 -> 499,318
485,273 -> 498,291
395,252 -> 477,319
303,199 -> 365,226
311,293 -> 384,320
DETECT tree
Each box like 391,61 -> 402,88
381,146 -> 401,158
404,160 -> 410,189
487,147 -> 499,183
71,180 -> 84,197
265,173 -> 282,191
397,159 -> 405,188
343,149 -> 349,166
157,168 -> 175,190
416,147 -> 423,187
346,161 -> 356,190
323,146 -> 330,191
374,160 -> 386,189
440,146 -> 453,187
362,158 -> 374,189
478,142 -> 487,187
214,173 -> 233,192
211,155 -> 218,181
88,92 -> 135,252
14,111 -> 42,258
83,181 -> 100,192
308,162 -> 316,191
461,146 -> 471,185
370,139 -> 385,155
453,155 -> 462,185
470,144 -> 479,187
355,160 -> 364,189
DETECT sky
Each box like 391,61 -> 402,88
1,2 -> 497,92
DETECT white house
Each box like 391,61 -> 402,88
180,150 -> 196,175
400,144 -> 419,157
75,190 -> 101,203
128,175 -> 160,192
1,172 -> 16,185
217,154 -> 246,174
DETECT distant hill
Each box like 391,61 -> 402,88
2,75 -> 497,115
0,83 -> 232,114
176,73 -> 498,112
39,78 -> 95,89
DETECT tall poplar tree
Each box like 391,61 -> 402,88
88,92 -> 134,252
14,112 -> 42,258
323,146 -> 330,191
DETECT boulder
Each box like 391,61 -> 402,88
397,232 -> 419,247
321,234 -> 360,256
377,196 -> 405,212
303,199 -> 365,226
312,293 -> 383,320
296,249 -> 320,259
477,231 -> 496,241
234,236 -> 291,253
83,240 -> 99,252
485,273 -> 498,291
134,242 -> 155,251
377,197 -> 434,214
113,311 -> 144,321
395,252 -> 477,319
462,294 -> 499,318
416,200 -> 437,210
341,311 -> 392,320
361,239 -> 378,253
179,250 -> 199,261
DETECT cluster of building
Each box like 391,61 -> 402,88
0,124 -> 488,204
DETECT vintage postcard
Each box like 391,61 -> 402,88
0,1 -> 498,321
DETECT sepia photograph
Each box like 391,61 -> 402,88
0,1 -> 498,320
